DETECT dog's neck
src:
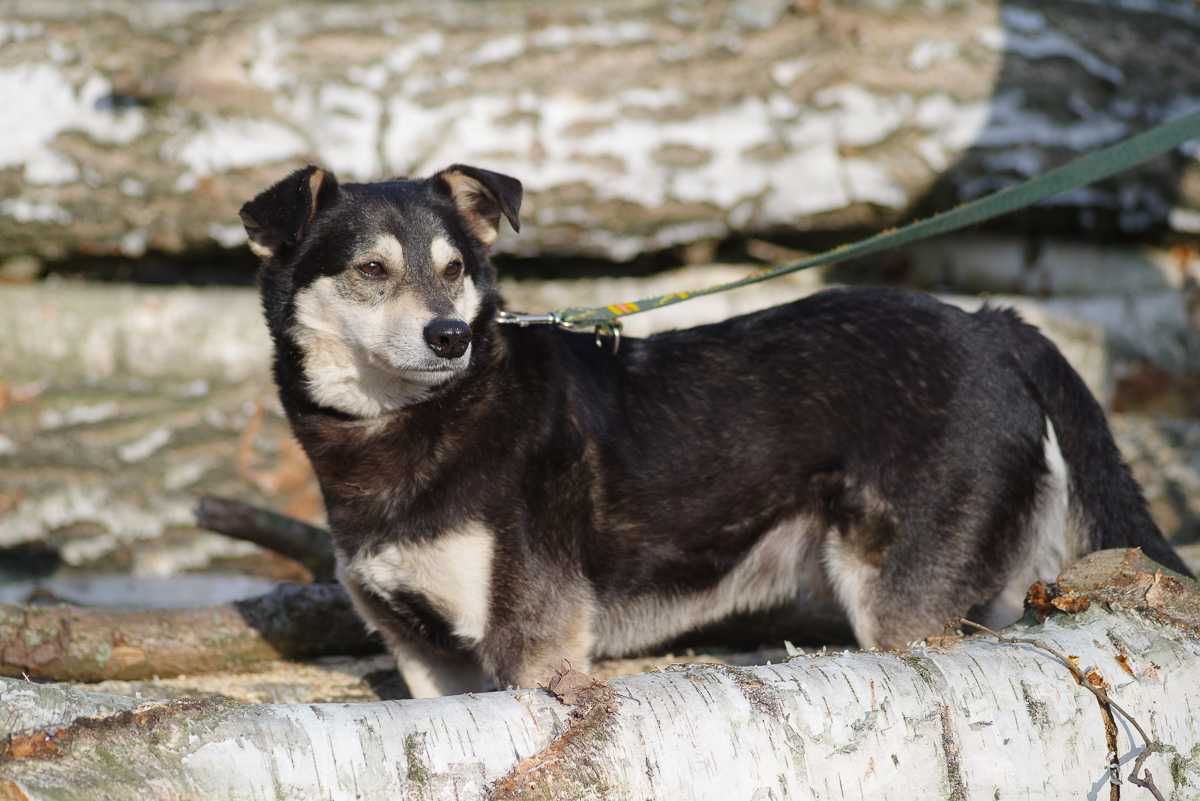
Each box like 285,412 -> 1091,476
281,313 -> 514,521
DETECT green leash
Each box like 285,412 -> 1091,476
497,111 -> 1200,343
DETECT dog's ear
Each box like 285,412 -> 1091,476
432,164 -> 522,247
240,165 -> 339,261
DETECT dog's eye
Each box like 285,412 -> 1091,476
356,261 -> 386,279
444,258 -> 464,280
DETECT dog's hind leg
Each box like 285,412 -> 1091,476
823,537 -> 886,648
825,533 -> 980,650
820,484 -> 1006,651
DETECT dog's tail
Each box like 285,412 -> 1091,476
1004,309 -> 1192,577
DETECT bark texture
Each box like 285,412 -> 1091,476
1,551 -> 1199,800
0,583 -> 377,682
1,0 -> 1198,267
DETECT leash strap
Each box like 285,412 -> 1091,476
496,110 -> 1200,333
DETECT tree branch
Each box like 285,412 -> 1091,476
194,495 -> 337,582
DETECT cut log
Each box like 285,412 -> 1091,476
2,1 -> 1198,268
0,583 -> 378,682
1,550 -> 1199,800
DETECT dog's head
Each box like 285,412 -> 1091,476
241,164 -> 521,417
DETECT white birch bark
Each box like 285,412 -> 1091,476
3,552 -> 1199,801
1,1 -> 1197,265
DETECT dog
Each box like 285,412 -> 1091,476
241,163 -> 1192,697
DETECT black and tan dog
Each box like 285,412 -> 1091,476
241,164 -> 1191,697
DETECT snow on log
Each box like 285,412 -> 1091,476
1,1 -> 1198,266
2,550 -> 1199,800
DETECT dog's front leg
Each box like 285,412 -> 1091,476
483,593 -> 595,690
388,637 -> 487,698
341,574 -> 487,698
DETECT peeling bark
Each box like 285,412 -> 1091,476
0,583 -> 378,681
1,1 -> 1198,267
1,551 -> 1199,800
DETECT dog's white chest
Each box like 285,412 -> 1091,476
348,522 -> 495,643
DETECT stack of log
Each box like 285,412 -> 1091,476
0,0 -> 1197,272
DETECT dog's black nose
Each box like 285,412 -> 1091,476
423,318 -> 472,359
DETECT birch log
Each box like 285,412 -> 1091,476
2,550 -> 1199,800
1,0 -> 1198,268
0,583 -> 378,682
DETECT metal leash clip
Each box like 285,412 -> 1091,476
495,310 -> 565,328
594,321 -> 622,354
496,310 -> 621,354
